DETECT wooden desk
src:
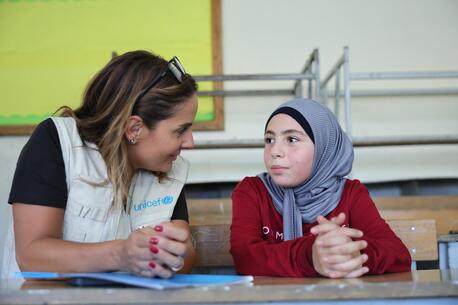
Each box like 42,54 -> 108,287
1,269 -> 457,305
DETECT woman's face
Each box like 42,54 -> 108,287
128,93 -> 198,173
263,113 -> 315,188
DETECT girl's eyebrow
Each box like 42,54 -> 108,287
281,129 -> 306,136
265,129 -> 306,136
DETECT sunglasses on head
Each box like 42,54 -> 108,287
134,56 -> 186,105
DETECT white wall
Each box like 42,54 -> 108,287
185,0 -> 458,183
1,0 -> 458,272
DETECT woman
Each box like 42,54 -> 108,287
2,50 -> 198,279
230,98 -> 411,278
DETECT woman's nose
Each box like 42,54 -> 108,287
181,131 -> 194,149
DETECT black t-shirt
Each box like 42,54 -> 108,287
8,118 -> 189,222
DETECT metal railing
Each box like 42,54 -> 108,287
319,47 -> 458,147
320,46 -> 352,139
294,48 -> 321,99
191,47 -> 458,149
348,61 -> 458,146
340,71 -> 458,97
194,48 -> 321,99
191,134 -> 458,149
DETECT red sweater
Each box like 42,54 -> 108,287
230,177 -> 411,277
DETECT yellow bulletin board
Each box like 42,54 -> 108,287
0,0 -> 223,134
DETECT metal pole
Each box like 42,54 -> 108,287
325,88 -> 458,97
198,89 -> 294,97
334,67 -> 340,118
308,79 -> 312,98
194,73 -> 314,82
295,81 -> 303,98
314,51 -> 321,102
294,48 -> 319,96
343,46 -> 352,140
320,85 -> 326,106
350,71 -> 458,80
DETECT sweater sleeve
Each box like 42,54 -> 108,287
230,178 -> 318,277
348,182 -> 411,274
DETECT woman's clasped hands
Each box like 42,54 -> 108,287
310,213 -> 369,278
119,222 -> 189,278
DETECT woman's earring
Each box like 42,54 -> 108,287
129,138 -> 137,144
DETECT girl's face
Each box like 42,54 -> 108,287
264,113 -> 315,187
128,93 -> 198,173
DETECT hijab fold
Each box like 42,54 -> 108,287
258,99 -> 354,240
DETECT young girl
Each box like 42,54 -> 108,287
3,51 -> 197,279
230,98 -> 411,278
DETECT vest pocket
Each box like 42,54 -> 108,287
64,175 -> 113,242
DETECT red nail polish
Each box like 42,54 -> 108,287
149,261 -> 156,269
150,246 -> 159,254
149,237 -> 159,245
154,225 -> 163,232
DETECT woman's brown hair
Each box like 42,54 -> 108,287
58,50 -> 197,206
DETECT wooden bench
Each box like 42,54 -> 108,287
190,219 -> 438,269
374,196 -> 458,236
188,195 -> 458,235
386,219 -> 438,269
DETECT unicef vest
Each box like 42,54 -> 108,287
1,117 -> 188,278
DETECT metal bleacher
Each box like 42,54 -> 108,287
192,46 -> 458,149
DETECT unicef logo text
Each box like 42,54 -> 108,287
133,195 -> 174,212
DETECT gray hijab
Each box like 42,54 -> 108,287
258,98 -> 354,240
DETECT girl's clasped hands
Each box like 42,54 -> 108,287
311,213 -> 369,278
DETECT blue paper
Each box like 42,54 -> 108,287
18,272 -> 253,290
